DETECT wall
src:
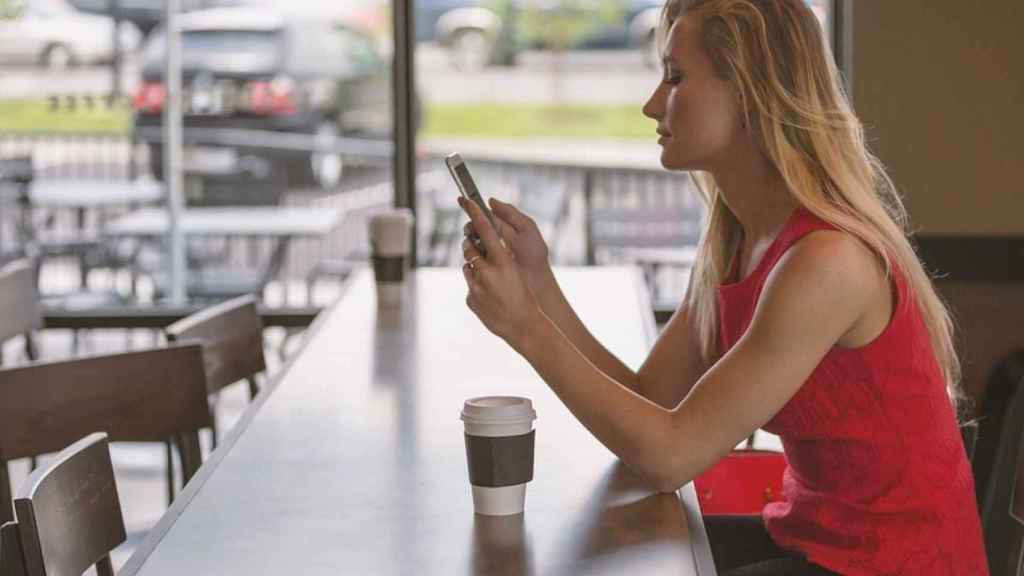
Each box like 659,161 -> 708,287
850,0 -> 1024,407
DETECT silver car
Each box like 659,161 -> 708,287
0,0 -> 142,68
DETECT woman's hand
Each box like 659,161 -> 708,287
458,196 -> 544,352
463,198 -> 555,300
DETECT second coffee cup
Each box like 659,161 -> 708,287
368,208 -> 414,306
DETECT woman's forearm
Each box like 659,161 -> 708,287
515,305 -> 681,492
531,267 -> 644,395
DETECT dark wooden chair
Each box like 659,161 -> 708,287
0,260 -> 41,366
0,344 -> 212,527
1012,444 -> 1024,576
14,433 -> 124,576
164,295 -> 266,502
1,520 -> 26,576
976,351 -> 1024,574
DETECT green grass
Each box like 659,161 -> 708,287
423,102 -> 654,140
0,99 -> 654,140
0,99 -> 131,135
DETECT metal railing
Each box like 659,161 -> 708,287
1,131 -> 704,310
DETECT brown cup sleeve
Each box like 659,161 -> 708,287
464,430 -> 535,488
372,255 -> 406,283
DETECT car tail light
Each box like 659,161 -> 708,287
241,76 -> 297,116
133,82 -> 166,114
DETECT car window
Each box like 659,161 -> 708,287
286,23 -> 380,76
333,26 -> 380,69
141,28 -> 284,75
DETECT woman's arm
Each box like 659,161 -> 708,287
480,199 -> 705,407
514,232 -> 884,492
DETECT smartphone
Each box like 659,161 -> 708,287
445,153 -> 501,249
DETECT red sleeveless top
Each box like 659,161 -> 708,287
716,208 -> 987,575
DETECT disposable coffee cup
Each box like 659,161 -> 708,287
461,396 -> 537,516
369,208 -> 413,306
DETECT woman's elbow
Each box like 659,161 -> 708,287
642,464 -> 688,494
651,475 -> 686,494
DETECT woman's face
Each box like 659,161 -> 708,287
643,15 -> 745,172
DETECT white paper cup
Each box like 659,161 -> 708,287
461,396 -> 537,516
369,209 -> 413,306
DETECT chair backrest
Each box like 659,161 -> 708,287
15,433 -> 123,576
975,351 -> 1024,574
0,345 -> 211,525
1011,444 -> 1024,576
165,294 -> 266,398
0,260 -> 41,346
1,521 -> 26,576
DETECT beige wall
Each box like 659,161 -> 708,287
851,1 -> 1024,405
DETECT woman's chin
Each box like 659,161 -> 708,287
659,149 -> 692,172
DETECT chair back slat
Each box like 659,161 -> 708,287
0,345 -> 211,461
1,521 -> 26,576
0,261 -> 41,345
165,295 -> 266,396
15,433 -> 124,576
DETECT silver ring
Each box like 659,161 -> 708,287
466,255 -> 482,269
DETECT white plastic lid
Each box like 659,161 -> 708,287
461,396 -> 536,425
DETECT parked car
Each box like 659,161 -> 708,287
133,6 -> 410,191
420,0 -> 665,71
0,0 -> 141,68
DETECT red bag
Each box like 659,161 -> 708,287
694,450 -> 787,515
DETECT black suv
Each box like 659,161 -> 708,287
133,6 -> 400,191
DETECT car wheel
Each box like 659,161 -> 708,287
41,44 -> 76,70
449,28 -> 491,72
287,122 -> 343,191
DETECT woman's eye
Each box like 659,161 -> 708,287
663,75 -> 682,85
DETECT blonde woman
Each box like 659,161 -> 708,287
457,0 -> 986,573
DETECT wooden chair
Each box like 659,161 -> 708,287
164,295 -> 266,501
1010,435 -> 1024,576
1,520 -> 26,576
0,344 -> 212,527
0,260 -> 41,366
13,433 -> 124,576
976,352 -> 1024,574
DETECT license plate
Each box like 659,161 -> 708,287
183,147 -> 237,174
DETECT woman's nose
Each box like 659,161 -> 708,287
642,84 -> 664,121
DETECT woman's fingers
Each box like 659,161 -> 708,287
462,237 -> 484,260
458,196 -> 507,265
489,198 -> 532,232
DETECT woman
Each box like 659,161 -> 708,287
456,0 -> 987,574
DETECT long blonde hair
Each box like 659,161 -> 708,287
659,0 -> 963,408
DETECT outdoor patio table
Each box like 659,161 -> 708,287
27,178 -> 164,208
103,206 -> 339,238
103,206 -> 342,298
120,267 -> 716,576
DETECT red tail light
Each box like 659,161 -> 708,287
133,82 -> 166,114
242,77 -> 297,116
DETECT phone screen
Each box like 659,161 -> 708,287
447,154 -> 501,238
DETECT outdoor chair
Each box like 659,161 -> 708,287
164,295 -> 267,502
0,260 -> 41,367
7,433 -> 125,576
0,345 -> 211,526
